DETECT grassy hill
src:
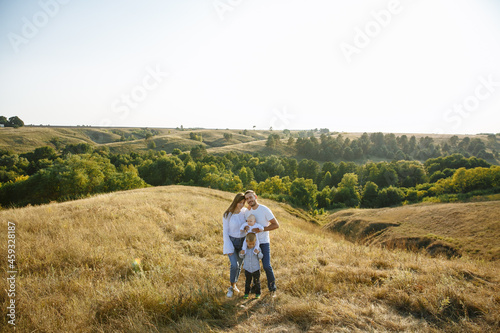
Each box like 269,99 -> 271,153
206,139 -> 298,157
2,126 -> 497,165
1,186 -> 499,332
324,201 -> 500,261
0,127 -> 269,154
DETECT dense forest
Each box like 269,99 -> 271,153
1,132 -> 499,211
269,130 -> 498,162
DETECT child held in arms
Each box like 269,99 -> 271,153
239,233 -> 263,299
239,214 -> 264,255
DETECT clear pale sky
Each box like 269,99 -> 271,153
1,0 -> 499,134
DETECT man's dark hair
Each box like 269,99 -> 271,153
244,190 -> 256,195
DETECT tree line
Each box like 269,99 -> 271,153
266,131 -> 498,162
0,116 -> 24,128
1,142 -> 499,211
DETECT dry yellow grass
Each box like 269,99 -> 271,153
325,201 -> 500,260
1,186 -> 499,332
0,127 -> 265,154
206,139 -> 297,157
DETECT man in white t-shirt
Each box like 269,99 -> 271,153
244,190 -> 279,295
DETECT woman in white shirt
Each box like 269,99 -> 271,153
222,192 -> 247,298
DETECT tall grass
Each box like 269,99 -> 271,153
1,186 -> 499,332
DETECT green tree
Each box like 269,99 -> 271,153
62,143 -> 94,155
429,171 -> 446,183
265,134 -> 281,148
394,160 -> 427,187
376,164 -> 398,188
377,186 -> 405,207
257,175 -> 290,196
189,132 -> 202,141
147,141 -> 156,149
238,166 -> 254,187
319,171 -> 332,190
316,186 -> 333,209
360,181 -> 378,208
334,173 -> 360,207
190,145 -> 207,161
22,146 -> 57,162
49,137 -> 63,150
109,165 -> 147,190
261,155 -> 285,177
216,172 -> 243,192
290,177 -> 317,209
182,161 -> 198,183
0,153 -> 145,207
138,156 -> 184,186
298,159 -> 320,181
199,164 -> 219,186
7,116 -> 24,128
283,158 -> 298,179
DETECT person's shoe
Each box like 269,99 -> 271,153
226,287 -> 234,298
243,294 -> 249,299
233,286 -> 240,293
270,290 -> 277,298
255,294 -> 261,299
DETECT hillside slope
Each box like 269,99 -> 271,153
324,201 -> 500,260
3,126 -> 498,165
0,186 -> 499,332
0,127 -> 266,154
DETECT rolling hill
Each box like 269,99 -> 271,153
0,127 -> 270,154
324,201 -> 500,260
0,186 -> 498,332
1,126 -> 497,165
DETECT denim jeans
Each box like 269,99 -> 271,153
259,243 -> 276,291
228,236 -> 245,284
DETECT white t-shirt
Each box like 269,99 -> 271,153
245,204 -> 275,244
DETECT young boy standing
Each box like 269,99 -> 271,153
239,233 -> 263,299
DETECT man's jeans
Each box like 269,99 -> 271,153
228,236 -> 245,283
259,243 -> 276,291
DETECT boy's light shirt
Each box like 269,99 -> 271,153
239,246 -> 264,273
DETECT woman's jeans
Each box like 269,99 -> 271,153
228,236 -> 245,284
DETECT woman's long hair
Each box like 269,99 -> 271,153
223,193 -> 246,218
